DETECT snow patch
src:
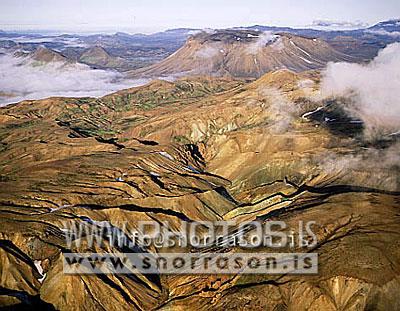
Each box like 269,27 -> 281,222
184,165 -> 201,174
302,106 -> 324,119
298,55 -> 313,64
159,151 -> 174,161
34,260 -> 46,283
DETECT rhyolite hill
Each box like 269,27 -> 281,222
0,70 -> 399,309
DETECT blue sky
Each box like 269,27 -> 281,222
0,0 -> 399,33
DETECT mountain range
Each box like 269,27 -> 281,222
1,19 -> 399,72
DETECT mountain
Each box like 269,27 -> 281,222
368,19 -> 400,33
238,19 -> 400,59
1,19 -> 399,73
78,46 -> 126,69
0,70 -> 399,309
129,29 -> 354,79
366,19 -> 400,38
30,45 -> 68,63
0,40 -> 18,50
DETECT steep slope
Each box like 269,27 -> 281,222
129,30 -> 354,79
0,71 -> 399,310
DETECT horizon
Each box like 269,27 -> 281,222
1,0 -> 400,34
1,18 -> 399,36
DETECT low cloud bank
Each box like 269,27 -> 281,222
315,141 -> 400,191
319,43 -> 400,188
321,43 -> 400,138
311,20 -> 368,30
366,29 -> 400,37
0,54 -> 148,106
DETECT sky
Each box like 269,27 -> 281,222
0,0 -> 399,34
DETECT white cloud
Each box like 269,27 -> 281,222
366,29 -> 400,37
0,54 -> 148,106
321,43 -> 400,138
195,45 -> 220,58
310,20 -> 369,30
246,31 -> 279,55
188,28 -> 215,36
